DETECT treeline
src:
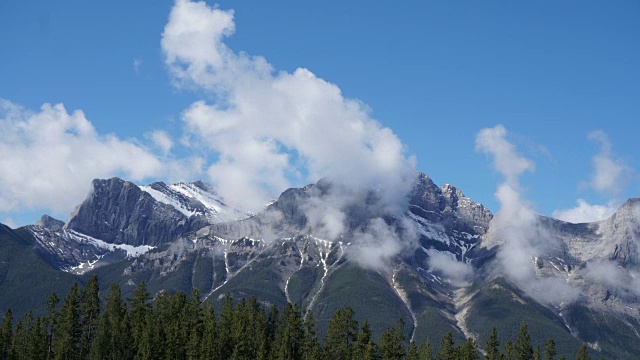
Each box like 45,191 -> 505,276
0,275 -> 599,360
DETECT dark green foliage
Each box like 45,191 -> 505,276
485,327 -> 500,360
437,332 -> 456,360
515,322 -> 533,360
52,282 -> 81,359
324,306 -> 358,360
575,344 -> 591,360
378,319 -> 406,360
544,338 -> 557,360
0,277 -> 613,360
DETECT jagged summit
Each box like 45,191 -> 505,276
35,214 -> 64,231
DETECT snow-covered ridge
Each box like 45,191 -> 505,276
66,230 -> 154,258
140,181 -> 251,223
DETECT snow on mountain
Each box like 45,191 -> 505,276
140,181 -> 252,223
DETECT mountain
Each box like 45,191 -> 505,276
0,173 -> 638,358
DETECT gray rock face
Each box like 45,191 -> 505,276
410,174 -> 493,235
35,215 -> 64,231
65,178 -> 196,246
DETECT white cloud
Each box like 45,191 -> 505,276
0,99 -> 166,215
588,130 -> 628,194
475,125 -> 534,185
161,0 -> 416,213
133,58 -> 143,73
552,199 -> 618,223
426,249 -> 473,285
476,125 -> 577,305
147,130 -> 174,156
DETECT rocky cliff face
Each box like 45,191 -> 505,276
65,178 -> 194,246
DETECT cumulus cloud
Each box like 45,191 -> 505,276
476,125 -> 577,304
161,0 -> 416,214
552,199 -> 618,223
588,130 -> 629,195
0,100 -> 166,215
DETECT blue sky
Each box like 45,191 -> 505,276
0,0 -> 638,226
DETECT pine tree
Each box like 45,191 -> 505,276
460,338 -> 479,360
301,310 -> 320,360
218,294 -> 235,360
418,341 -> 433,360
378,319 -> 406,360
28,316 -> 48,360
437,332 -> 455,360
129,281 -> 151,356
53,283 -> 82,360
11,320 -> 27,360
1,309 -> 14,360
543,338 -> 557,360
45,292 -> 60,359
485,327 -> 501,360
515,322 -> 533,360
185,288 -> 203,360
504,341 -> 516,360
533,347 -> 541,360
274,302 -> 304,360
406,341 -> 419,360
353,320 -> 373,360
200,301 -> 218,360
324,307 -> 358,360
90,283 -> 132,359
575,344 -> 590,360
80,275 -> 100,359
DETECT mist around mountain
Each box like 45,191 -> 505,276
0,170 -> 638,359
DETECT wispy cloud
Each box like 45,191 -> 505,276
133,58 -> 143,73
477,125 -> 579,304
552,130 -> 630,224
587,130 -> 629,195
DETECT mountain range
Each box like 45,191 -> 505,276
1,173 -> 638,359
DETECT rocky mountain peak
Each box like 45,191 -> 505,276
35,214 -> 64,231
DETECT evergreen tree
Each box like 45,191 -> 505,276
460,338 -> 479,360
418,341 -> 433,360
11,320 -> 27,360
504,341 -> 516,360
29,316 -> 48,360
406,341 -> 419,360
274,303 -> 304,360
575,344 -> 590,360
436,332 -> 455,360
543,338 -> 557,360
533,347 -> 540,360
1,309 -> 14,360
45,292 -> 60,359
218,294 -> 235,360
378,319 -> 406,360
485,327 -> 500,360
53,283 -> 82,360
301,310 -> 320,360
353,320 -> 373,360
128,281 -> 151,356
515,322 -> 533,360
80,275 -> 100,359
324,307 -> 358,360
185,289 -> 203,360
90,283 -> 132,360
200,301 -> 218,360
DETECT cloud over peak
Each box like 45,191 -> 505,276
162,0 -> 416,213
